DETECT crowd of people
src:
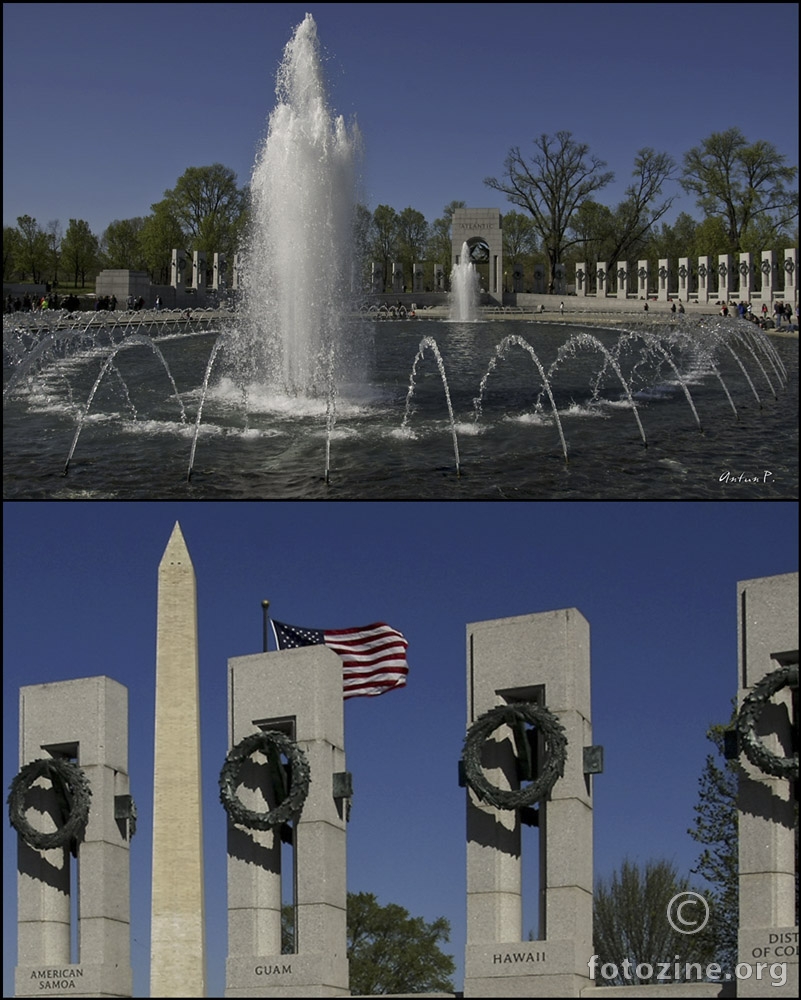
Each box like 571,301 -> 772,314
718,299 -> 797,331
4,291 -> 84,313
3,292 -> 149,313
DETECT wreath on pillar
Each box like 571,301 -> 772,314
219,730 -> 311,830
736,664 -> 798,780
461,702 -> 567,810
7,758 -> 92,851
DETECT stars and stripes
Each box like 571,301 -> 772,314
270,620 -> 408,699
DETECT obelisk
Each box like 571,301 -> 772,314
150,522 -> 207,996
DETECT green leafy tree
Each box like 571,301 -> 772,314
369,205 -> 400,292
45,220 -> 63,286
102,218 -> 148,271
4,225 -> 22,281
485,131 -> 614,292
15,215 -> 49,283
502,210 -> 539,263
348,892 -> 455,995
690,216 -> 733,259
60,219 -> 99,288
160,163 -> 248,256
569,199 -> 616,265
139,201 -> 186,284
680,128 -> 798,250
646,212 -> 701,266
427,201 -> 466,280
395,207 -> 430,291
281,892 -> 456,995
353,202 -> 375,294
593,859 -> 716,985
688,715 -> 739,975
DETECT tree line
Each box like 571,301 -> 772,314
4,127 -> 797,293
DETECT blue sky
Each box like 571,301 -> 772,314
3,500 -> 798,996
3,3 -> 799,240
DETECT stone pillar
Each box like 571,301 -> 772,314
736,572 -> 798,998
392,262 -> 404,294
760,251 -> 775,304
213,253 -> 227,291
231,253 -> 242,291
434,264 -> 445,291
150,523 -> 206,997
413,263 -> 424,294
554,264 -> 566,296
224,646 -> 349,997
718,254 -> 733,302
576,264 -> 587,297
192,251 -> 207,291
171,249 -> 187,289
371,263 -> 383,294
783,248 -> 797,304
512,266 -> 524,293
697,256 -> 711,303
637,261 -> 649,299
738,252 -> 753,301
596,262 -> 607,298
14,676 -> 133,998
616,262 -> 628,300
533,264 -> 545,295
677,258 -> 691,302
657,258 -> 670,301
463,610 -> 594,998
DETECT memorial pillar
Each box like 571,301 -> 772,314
783,248 -> 797,305
596,262 -> 607,298
14,676 -> 133,999
213,253 -> 227,291
637,260 -> 649,299
657,258 -> 670,301
760,251 -> 775,305
677,258 -> 691,302
735,572 -> 798,998
224,646 -> 349,997
697,256 -> 711,303
616,262 -> 628,300
192,251 -> 207,291
463,610 -> 595,998
171,249 -> 187,289
739,252 -> 753,301
718,255 -> 733,302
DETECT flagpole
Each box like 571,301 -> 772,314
262,600 -> 270,652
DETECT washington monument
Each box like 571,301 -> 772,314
151,522 -> 207,996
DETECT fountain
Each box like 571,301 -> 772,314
450,242 -> 479,322
2,15 -> 798,500
229,12 -> 366,402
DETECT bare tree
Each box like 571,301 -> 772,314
485,131 -> 613,291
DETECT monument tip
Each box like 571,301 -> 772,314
160,521 -> 193,568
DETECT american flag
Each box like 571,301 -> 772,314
270,620 -> 408,699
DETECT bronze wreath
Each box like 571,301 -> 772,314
461,702 -> 567,810
8,758 -> 92,850
737,665 -> 798,780
219,730 -> 310,830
